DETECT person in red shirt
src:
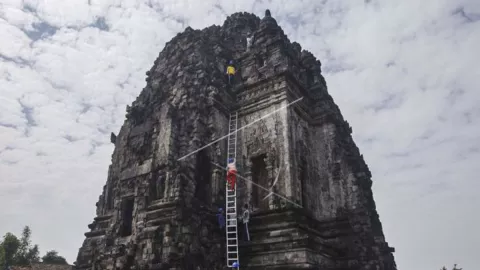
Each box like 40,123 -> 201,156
226,158 -> 237,191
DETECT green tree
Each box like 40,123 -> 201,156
41,250 -> 68,265
0,233 -> 21,268
15,226 -> 40,265
0,226 -> 40,267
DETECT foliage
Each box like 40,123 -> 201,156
41,250 -> 68,265
0,226 -> 68,268
15,226 -> 40,266
441,264 -> 463,270
0,232 -> 21,269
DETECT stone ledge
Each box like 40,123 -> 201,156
146,205 -> 177,220
94,214 -> 113,221
146,217 -> 175,227
84,230 -> 105,238
239,209 -> 354,269
119,159 -> 153,180
147,199 -> 178,211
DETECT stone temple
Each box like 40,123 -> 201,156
75,10 -> 397,270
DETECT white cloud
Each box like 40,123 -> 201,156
0,0 -> 478,269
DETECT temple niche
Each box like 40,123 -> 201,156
74,9 -> 396,270
119,197 -> 134,237
194,149 -> 212,205
250,154 -> 268,211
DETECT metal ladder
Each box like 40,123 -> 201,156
226,112 -> 239,268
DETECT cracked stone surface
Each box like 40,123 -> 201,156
75,10 -> 397,270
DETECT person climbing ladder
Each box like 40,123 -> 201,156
217,208 -> 225,231
241,203 -> 250,241
226,158 -> 237,191
226,60 -> 236,85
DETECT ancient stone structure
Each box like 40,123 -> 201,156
75,10 -> 396,270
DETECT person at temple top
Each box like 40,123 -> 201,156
226,60 -> 236,84
216,208 -> 225,230
226,158 -> 237,191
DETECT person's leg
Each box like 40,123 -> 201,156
226,172 -> 231,189
245,222 -> 250,241
230,170 -> 237,191
227,174 -> 231,190
228,173 -> 235,191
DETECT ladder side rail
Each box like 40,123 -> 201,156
225,113 -> 240,269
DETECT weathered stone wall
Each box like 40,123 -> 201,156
75,21 -> 240,269
237,97 -> 290,212
75,10 -> 396,270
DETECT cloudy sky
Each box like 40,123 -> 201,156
1,0 -> 479,269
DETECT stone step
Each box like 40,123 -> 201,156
94,214 -> 113,221
238,263 -> 319,270
249,210 -> 352,239
84,229 -> 106,238
146,207 -> 177,221
239,226 -> 345,258
240,235 -> 309,252
146,216 -> 174,227
248,220 -> 299,234
145,200 -> 178,221
146,199 -> 177,211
